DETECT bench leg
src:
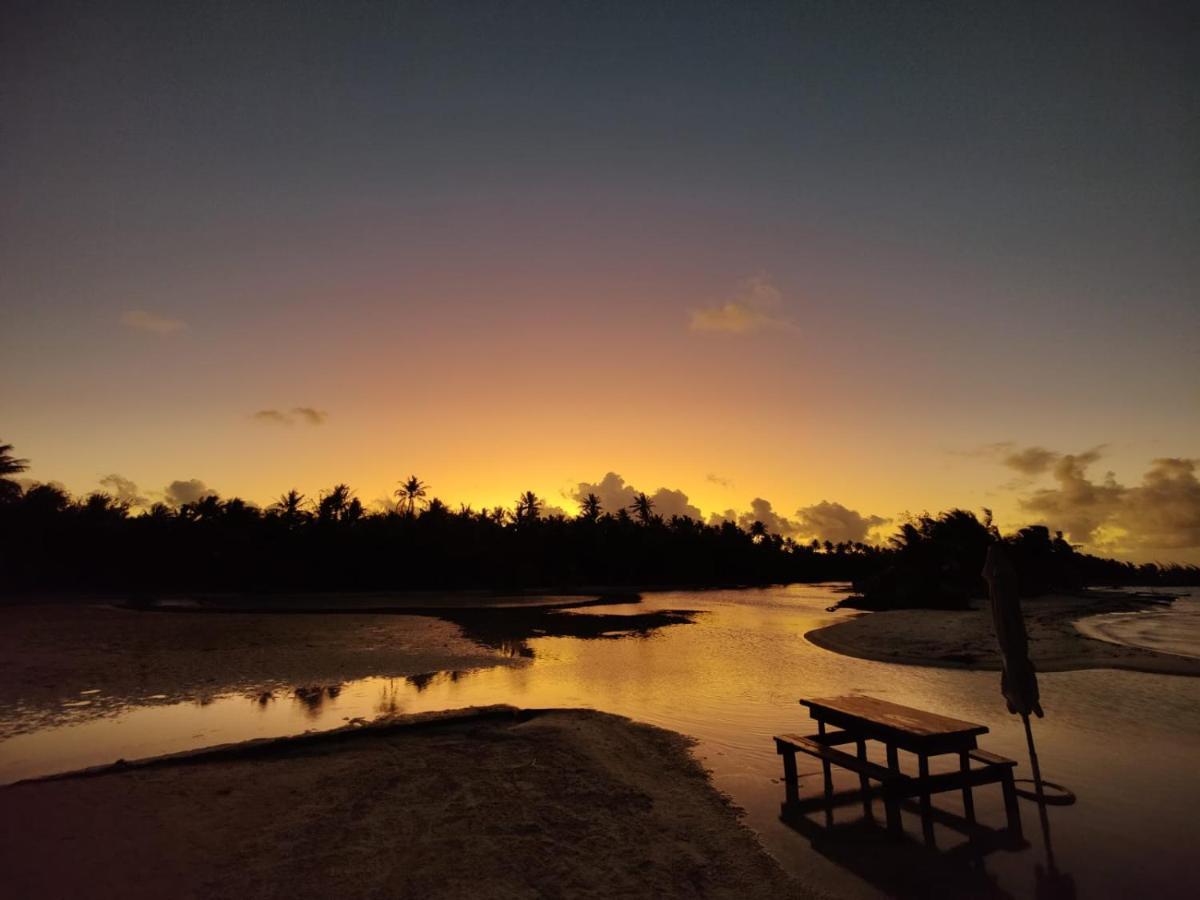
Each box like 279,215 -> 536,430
780,746 -> 799,807
918,754 -> 935,845
1001,769 -> 1023,839
884,743 -> 902,837
856,739 -> 872,818
959,751 -> 976,828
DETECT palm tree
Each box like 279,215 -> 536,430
629,492 -> 655,525
270,489 -> 308,527
394,475 -> 427,517
515,490 -> 542,521
578,493 -> 602,522
749,520 -> 768,543
318,484 -> 353,523
0,441 -> 29,503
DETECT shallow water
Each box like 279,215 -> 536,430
3,584 -> 1199,899
1075,589 -> 1200,661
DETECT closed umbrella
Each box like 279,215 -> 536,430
982,543 -> 1043,719
983,543 -> 1072,892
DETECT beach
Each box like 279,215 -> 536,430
805,592 -> 1200,677
0,706 -> 800,900
0,601 -> 520,738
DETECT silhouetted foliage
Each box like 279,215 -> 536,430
0,442 -> 1195,599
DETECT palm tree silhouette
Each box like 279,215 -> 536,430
395,475 -> 427,517
515,490 -> 542,521
578,493 -> 602,522
318,484 -> 353,523
0,441 -> 29,503
270,490 -> 308,526
629,492 -> 655,525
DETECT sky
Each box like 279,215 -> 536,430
2,1 -> 1197,561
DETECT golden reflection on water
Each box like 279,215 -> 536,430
2,585 -> 1199,899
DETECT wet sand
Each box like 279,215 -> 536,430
0,706 -> 802,900
0,596 -> 696,738
0,603 -> 517,737
806,592 -> 1200,676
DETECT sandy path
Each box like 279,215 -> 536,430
0,707 -> 804,899
806,593 -> 1200,676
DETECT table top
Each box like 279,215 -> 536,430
801,695 -> 988,751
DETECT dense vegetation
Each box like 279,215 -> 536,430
1,443 -> 1196,602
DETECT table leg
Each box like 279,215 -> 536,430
959,750 -> 976,828
818,720 -> 833,827
919,754 -> 934,845
856,738 -> 872,818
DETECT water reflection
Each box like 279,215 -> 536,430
429,605 -> 699,657
292,684 -> 343,715
0,585 -> 1197,900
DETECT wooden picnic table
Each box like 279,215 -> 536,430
775,695 -> 1022,842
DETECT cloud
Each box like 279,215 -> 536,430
251,407 -> 329,426
164,478 -> 217,506
739,497 -> 800,535
291,406 -> 328,426
706,473 -> 734,488
99,474 -> 148,507
707,497 -> 887,543
1017,452 -> 1200,552
1002,446 -> 1061,476
793,501 -> 889,544
121,310 -> 186,334
14,477 -> 68,494
707,498 -> 795,535
689,275 -> 795,334
569,472 -> 702,520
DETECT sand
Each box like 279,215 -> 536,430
0,707 -> 803,899
0,603 -> 518,737
806,592 -> 1200,676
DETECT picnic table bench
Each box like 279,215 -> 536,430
774,695 -> 1021,841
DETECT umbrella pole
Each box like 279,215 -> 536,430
1022,712 -> 1057,871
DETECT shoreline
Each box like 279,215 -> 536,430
805,592 -> 1200,677
0,706 -> 801,899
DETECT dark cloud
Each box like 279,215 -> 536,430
1003,446 -> 1061,476
570,472 -> 702,520
794,501 -> 889,543
706,473 -> 734,488
99,474 -> 148,507
251,407 -> 328,426
164,478 -> 216,506
707,498 -> 887,543
1019,454 -> 1200,551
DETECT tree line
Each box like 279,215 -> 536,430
1,442 -> 1195,602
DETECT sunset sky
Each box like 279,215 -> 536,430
3,1 -> 1197,561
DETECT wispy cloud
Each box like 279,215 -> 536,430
99,474 -> 148,507
291,406 -> 328,426
689,275 -> 796,335
251,407 -> 329,426
121,309 -> 186,334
